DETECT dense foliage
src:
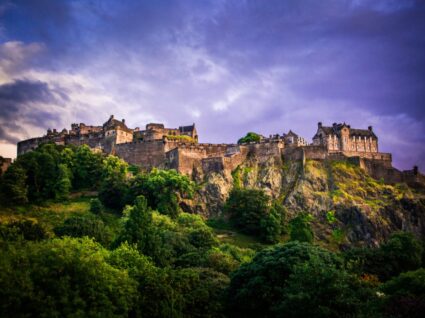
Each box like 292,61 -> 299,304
289,213 -> 314,243
225,188 -> 283,243
0,144 -> 424,317
344,231 -> 424,281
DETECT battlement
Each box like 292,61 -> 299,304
16,117 -> 411,182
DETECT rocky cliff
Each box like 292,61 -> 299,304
191,155 -> 425,248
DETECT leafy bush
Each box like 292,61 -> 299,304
127,168 -> 195,217
90,197 -> 103,214
289,213 -> 314,243
226,241 -> 376,317
226,242 -> 347,317
237,132 -> 261,144
0,219 -> 48,241
0,237 -> 137,317
225,188 -> 282,243
0,164 -> 28,205
380,268 -> 425,318
54,215 -> 112,246
344,231 -> 423,281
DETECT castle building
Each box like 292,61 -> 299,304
17,117 -> 418,184
313,122 -> 378,154
283,130 -> 308,147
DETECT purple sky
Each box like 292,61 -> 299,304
0,0 -> 424,170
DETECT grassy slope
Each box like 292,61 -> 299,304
0,192 -> 122,237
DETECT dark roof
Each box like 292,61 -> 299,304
179,124 -> 195,133
316,123 -> 377,139
146,123 -> 165,129
285,130 -> 299,138
103,117 -> 132,132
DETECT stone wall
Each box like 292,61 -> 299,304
243,141 -> 284,162
115,140 -> 167,170
18,137 -> 48,155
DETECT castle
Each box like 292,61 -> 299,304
17,116 -> 421,184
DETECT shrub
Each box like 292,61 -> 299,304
237,132 -> 261,144
0,219 -> 47,241
289,213 -> 314,243
380,268 -> 425,318
226,242 -> 346,317
54,215 -> 112,246
90,198 -> 103,214
0,237 -> 137,317
225,188 -> 282,243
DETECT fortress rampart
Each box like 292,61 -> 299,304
16,117 -> 422,185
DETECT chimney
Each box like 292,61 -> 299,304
368,126 -> 373,131
122,119 -> 125,124
318,122 -> 322,128
332,123 -> 337,128
110,115 -> 114,120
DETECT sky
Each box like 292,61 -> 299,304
0,0 -> 424,170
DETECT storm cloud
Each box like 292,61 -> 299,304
0,79 -> 66,143
0,0 -> 424,169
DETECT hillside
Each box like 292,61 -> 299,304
196,156 -> 425,248
1,143 -> 425,317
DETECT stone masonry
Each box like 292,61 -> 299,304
17,117 -> 421,184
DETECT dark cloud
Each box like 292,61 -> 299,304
0,0 -> 424,169
0,79 -> 66,142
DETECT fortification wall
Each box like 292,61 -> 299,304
283,146 -> 328,161
202,157 -> 225,174
18,137 -> 49,155
333,151 -> 392,165
115,140 -> 166,170
65,134 -> 105,149
243,141 -> 283,162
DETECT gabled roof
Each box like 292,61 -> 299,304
179,124 -> 196,133
103,116 -> 132,132
316,123 -> 377,139
285,130 -> 299,138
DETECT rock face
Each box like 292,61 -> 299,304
194,154 -> 425,248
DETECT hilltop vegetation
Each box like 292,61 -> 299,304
0,143 -> 425,317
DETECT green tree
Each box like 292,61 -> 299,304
90,197 -> 103,214
380,268 -> 425,318
274,257 -> 375,318
225,188 -> 282,243
0,219 -> 47,241
226,242 -> 343,317
98,175 -> 128,211
0,237 -> 137,317
54,215 -> 112,246
344,231 -> 423,281
237,132 -> 261,144
72,145 -> 104,189
380,231 -> 423,278
0,163 -> 28,205
55,163 -> 72,199
289,213 -> 314,243
127,169 -> 195,217
114,195 -> 156,253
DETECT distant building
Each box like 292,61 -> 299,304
17,117 -> 414,183
0,157 -> 12,175
313,122 -> 378,154
283,130 -> 308,147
